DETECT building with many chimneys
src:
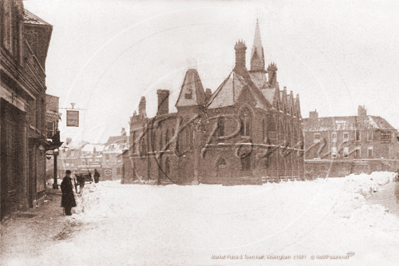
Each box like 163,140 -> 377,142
124,21 -> 305,185
303,106 -> 399,177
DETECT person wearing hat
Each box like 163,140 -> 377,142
61,170 -> 76,215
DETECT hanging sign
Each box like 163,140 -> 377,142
66,110 -> 79,127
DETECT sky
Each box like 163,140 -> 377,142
23,0 -> 399,144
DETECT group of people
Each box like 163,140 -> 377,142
61,169 -> 101,216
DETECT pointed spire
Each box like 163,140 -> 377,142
250,19 -> 265,72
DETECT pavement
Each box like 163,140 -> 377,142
366,181 -> 399,217
0,187 -> 69,261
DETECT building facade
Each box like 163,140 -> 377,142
303,106 -> 399,177
102,130 -> 128,181
1,1 -> 53,220
123,21 -> 304,185
45,94 -> 62,185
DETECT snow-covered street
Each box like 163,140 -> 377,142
2,172 -> 399,266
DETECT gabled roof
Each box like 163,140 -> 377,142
207,67 -> 272,110
175,69 -> 206,108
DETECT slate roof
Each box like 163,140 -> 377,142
175,69 -> 206,107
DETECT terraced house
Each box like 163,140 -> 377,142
303,106 -> 399,177
123,21 -> 304,185
1,1 -> 53,220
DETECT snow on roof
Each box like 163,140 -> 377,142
24,9 -> 51,26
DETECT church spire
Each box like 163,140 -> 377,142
250,19 -> 265,72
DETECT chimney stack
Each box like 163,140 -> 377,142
309,109 -> 318,119
234,40 -> 247,69
205,88 -> 212,102
157,90 -> 170,116
138,96 -> 146,117
358,105 -> 367,116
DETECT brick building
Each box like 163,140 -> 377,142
123,21 -> 304,185
303,106 -> 399,177
1,1 -> 53,220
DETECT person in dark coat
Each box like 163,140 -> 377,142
94,169 -> 100,183
61,170 -> 76,215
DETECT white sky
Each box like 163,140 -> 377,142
24,0 -> 399,143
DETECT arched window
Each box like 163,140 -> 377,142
262,119 -> 265,142
240,107 -> 251,137
151,130 -> 156,152
159,130 -> 163,151
217,158 -> 227,168
218,117 -> 225,143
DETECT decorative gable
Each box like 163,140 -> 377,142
175,69 -> 206,108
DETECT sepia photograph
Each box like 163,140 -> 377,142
1,0 -> 399,265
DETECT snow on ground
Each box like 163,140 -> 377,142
2,172 -> 399,266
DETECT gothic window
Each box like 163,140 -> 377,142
132,131 -> 136,154
218,117 -> 225,143
185,88 -> 193,99
262,119 -> 265,142
240,107 -> 251,137
159,130 -> 163,151
165,129 -> 170,149
165,157 -> 170,176
217,158 -> 227,168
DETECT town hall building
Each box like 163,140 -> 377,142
123,21 -> 305,185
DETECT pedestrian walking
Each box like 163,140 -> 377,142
94,169 -> 100,183
61,170 -> 77,216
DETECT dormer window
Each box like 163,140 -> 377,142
185,88 -> 193,99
